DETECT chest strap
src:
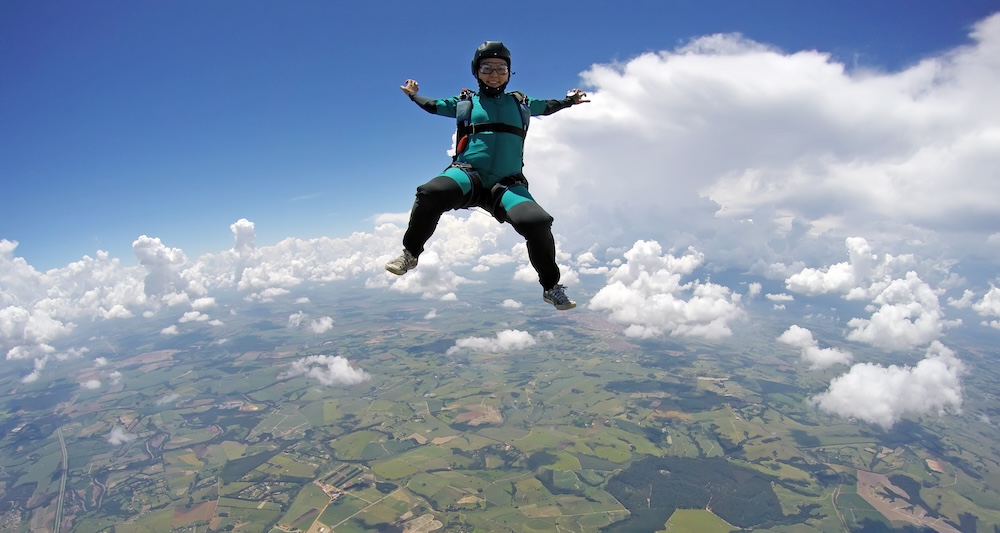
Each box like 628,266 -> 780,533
469,122 -> 527,138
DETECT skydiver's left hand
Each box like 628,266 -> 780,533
567,88 -> 590,104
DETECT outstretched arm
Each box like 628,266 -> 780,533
532,88 -> 590,116
400,78 -> 458,116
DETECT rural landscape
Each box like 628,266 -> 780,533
1,279 -> 999,532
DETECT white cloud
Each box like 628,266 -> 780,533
309,316 -> 334,335
279,355 -> 371,386
785,237 -> 877,297
231,218 -> 260,285
160,325 -> 179,336
972,285 -> 1000,323
948,289 -> 976,309
588,240 -> 745,340
446,329 -> 538,355
523,17 -> 1000,279
156,393 -> 180,406
777,325 -> 853,369
846,272 -> 960,351
288,311 -> 306,329
286,312 -> 334,334
133,235 -> 189,298
501,299 -> 523,309
107,425 -> 137,446
1,306 -> 74,358
7,343 -> 54,362
21,355 -> 49,383
94,357 -> 109,367
178,311 -> 209,323
191,297 -> 216,310
766,293 -> 794,302
424,308 -> 437,319
809,341 -> 965,428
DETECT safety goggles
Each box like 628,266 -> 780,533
478,63 -> 509,75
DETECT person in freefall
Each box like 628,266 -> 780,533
385,41 -> 588,310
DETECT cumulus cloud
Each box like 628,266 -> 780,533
785,237 -> 876,297
588,240 -> 745,340
231,218 -> 260,285
446,329 -> 538,355
107,425 -> 137,446
777,325 -> 853,369
81,379 -> 101,389
288,312 -> 306,329
279,355 -> 371,386
501,299 -> 523,309
286,312 -> 334,334
846,272 -> 960,351
21,355 -> 49,383
178,311 -> 209,323
309,316 -> 334,335
191,297 -> 216,310
1,305 -> 73,359
515,16 -> 1000,287
972,285 -> 1000,328
133,236 -> 189,298
810,341 -> 965,428
781,238 -> 962,350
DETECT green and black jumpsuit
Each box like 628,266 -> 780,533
403,90 -> 576,290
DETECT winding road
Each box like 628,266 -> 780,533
54,426 -> 69,532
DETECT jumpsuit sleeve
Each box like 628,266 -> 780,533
409,94 -> 461,118
527,97 -> 577,117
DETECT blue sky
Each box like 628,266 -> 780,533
2,0 -> 998,270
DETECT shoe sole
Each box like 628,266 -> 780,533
385,265 -> 408,275
544,298 -> 577,311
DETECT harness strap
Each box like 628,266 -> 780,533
447,163 -> 529,218
488,173 -> 529,220
454,89 -> 531,160
448,162 -> 484,209
470,122 -> 527,138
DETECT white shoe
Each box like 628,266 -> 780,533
385,250 -> 418,275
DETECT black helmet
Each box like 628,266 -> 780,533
471,41 -> 511,75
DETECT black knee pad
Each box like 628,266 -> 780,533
414,176 -> 465,211
506,202 -> 554,238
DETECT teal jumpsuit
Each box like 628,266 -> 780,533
402,90 -> 576,289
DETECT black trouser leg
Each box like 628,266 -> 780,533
402,176 -> 466,256
505,202 -> 560,290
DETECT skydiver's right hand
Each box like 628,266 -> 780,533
401,79 -> 419,96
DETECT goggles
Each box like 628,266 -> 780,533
478,63 -> 509,75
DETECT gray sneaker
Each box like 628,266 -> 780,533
385,249 -> 418,275
543,284 -> 576,310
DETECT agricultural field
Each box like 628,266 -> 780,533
1,282 -> 998,532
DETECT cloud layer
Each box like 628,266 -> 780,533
5,17 -> 1000,430
526,15 -> 1000,277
